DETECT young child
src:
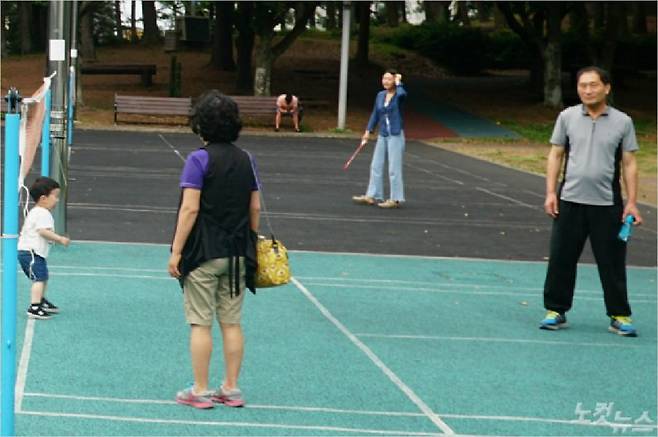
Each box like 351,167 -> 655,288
17,177 -> 70,320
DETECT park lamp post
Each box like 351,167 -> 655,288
337,1 -> 351,130
48,0 -> 70,234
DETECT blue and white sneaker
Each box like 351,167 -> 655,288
540,311 -> 567,330
609,316 -> 637,337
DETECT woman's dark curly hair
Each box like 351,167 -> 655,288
190,90 -> 242,143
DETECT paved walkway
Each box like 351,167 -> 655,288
403,76 -> 521,140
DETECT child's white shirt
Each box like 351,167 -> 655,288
17,206 -> 54,258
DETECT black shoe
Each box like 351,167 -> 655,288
41,298 -> 60,314
274,127 -> 279,132
27,305 -> 51,320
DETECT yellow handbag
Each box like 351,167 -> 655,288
255,234 -> 290,288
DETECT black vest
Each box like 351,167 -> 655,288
176,143 -> 257,294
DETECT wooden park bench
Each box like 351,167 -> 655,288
114,94 -> 192,124
230,95 -> 329,120
82,64 -> 157,87
113,93 -> 329,125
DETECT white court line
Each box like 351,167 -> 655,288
291,277 -> 455,435
15,319 -> 36,412
158,134 -> 186,163
17,410 -> 441,436
48,272 -> 171,281
24,392 -> 424,417
51,265 -> 165,273
475,187 -> 539,210
406,151 -> 494,184
300,282 -> 658,304
24,392 -> 656,431
405,162 -> 465,186
355,333 -> 645,349
295,276 -> 657,298
66,240 -> 658,270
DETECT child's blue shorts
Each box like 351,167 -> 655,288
18,251 -> 49,282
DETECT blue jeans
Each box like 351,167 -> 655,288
366,132 -> 405,202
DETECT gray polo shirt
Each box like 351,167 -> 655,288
550,104 -> 639,206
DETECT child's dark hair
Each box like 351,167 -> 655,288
384,68 -> 399,76
29,177 -> 60,202
285,94 -> 293,104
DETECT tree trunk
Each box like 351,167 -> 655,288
543,4 -> 563,108
141,1 -> 160,45
0,5 -> 7,58
254,30 -> 274,96
236,1 -> 255,93
616,2 -> 629,38
385,2 -> 399,27
632,2 -> 647,34
424,1 -> 448,24
115,1 -> 123,39
493,3 -> 506,29
399,1 -> 407,24
355,2 -> 370,67
130,0 -> 138,44
457,1 -> 471,26
600,3 -> 623,75
326,1 -> 337,30
252,2 -> 315,96
588,2 -> 605,31
212,2 -> 236,70
19,1 -> 33,54
34,3 -> 49,52
79,8 -> 96,61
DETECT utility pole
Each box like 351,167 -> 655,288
337,1 -> 351,130
48,0 -> 70,234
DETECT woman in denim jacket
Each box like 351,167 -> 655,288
353,69 -> 407,209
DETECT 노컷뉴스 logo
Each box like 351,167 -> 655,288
574,402 -> 655,433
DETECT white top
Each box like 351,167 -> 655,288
18,206 -> 55,258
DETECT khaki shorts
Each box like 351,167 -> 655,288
183,257 -> 246,326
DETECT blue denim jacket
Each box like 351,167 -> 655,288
366,84 -> 407,137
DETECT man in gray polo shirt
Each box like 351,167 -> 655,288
540,66 -> 643,337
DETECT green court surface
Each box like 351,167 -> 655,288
11,242 -> 658,436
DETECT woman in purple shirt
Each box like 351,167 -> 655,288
353,69 -> 407,209
169,91 -> 260,409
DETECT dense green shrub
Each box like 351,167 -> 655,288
377,23 -> 489,75
486,30 -> 533,69
375,23 -> 656,75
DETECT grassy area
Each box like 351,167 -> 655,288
432,116 -> 657,205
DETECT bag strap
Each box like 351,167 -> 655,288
248,151 -> 275,237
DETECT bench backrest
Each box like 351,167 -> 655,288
230,96 -> 277,115
82,64 -> 157,74
114,94 -> 192,116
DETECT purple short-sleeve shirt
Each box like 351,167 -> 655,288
180,149 -> 260,190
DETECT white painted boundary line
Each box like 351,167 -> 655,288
22,392 -> 656,431
17,410 -> 441,436
24,392 -> 424,417
295,276 -> 657,298
290,277 -> 455,435
355,333 -> 645,349
300,281 -> 658,304
15,319 -> 36,412
66,240 -> 657,270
